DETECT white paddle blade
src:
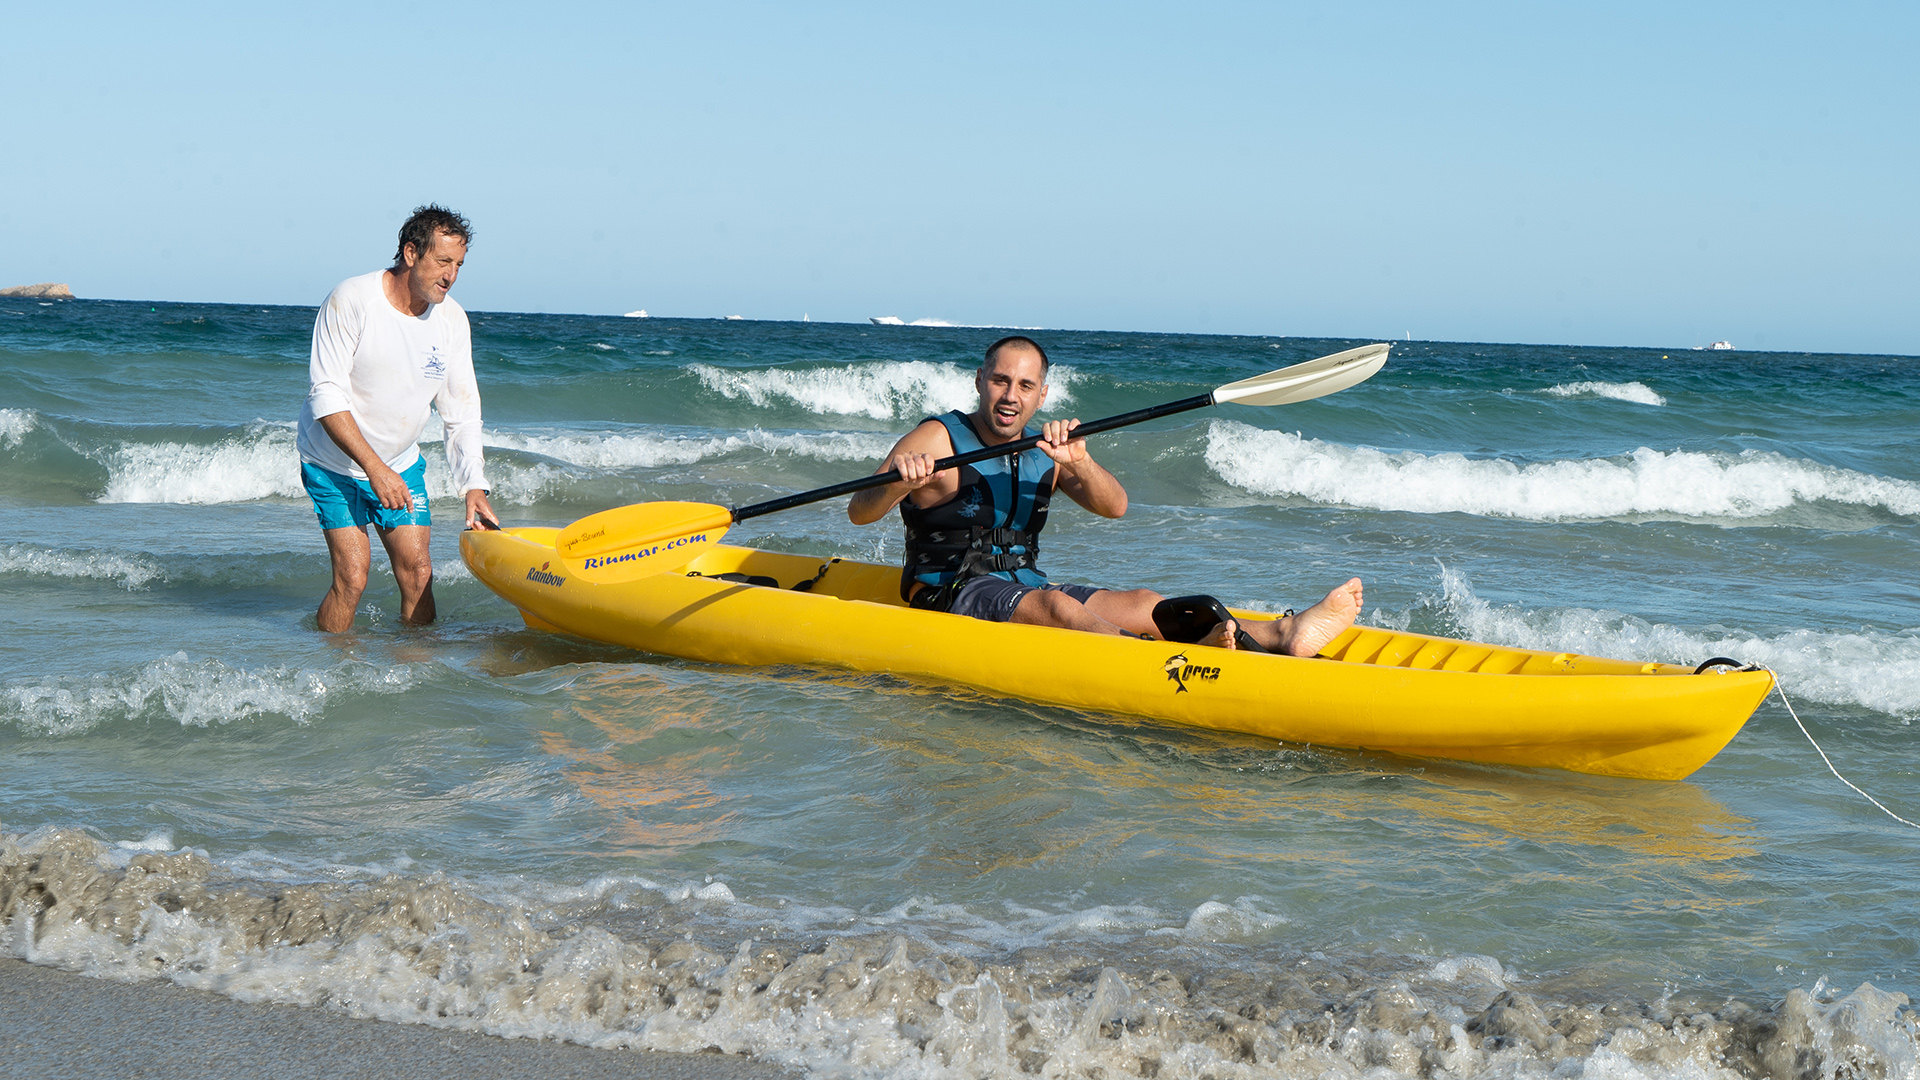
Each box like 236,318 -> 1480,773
557,501 -> 733,584
1212,343 -> 1390,407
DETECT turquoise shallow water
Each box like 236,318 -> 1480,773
2,298 -> 1918,1077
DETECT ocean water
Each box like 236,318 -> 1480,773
3,297 -> 1918,1079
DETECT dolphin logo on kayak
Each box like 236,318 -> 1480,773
1164,653 -> 1190,694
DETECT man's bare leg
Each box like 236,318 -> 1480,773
1010,587 -> 1137,636
377,524 -> 437,626
1007,581 -> 1361,653
1202,578 -> 1364,657
317,526 -> 372,632
1082,588 -> 1164,637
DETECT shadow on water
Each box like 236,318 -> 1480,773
536,666 -> 752,857
888,691 -> 1758,870
469,625 -> 657,677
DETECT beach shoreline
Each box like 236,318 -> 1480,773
0,958 -> 795,1080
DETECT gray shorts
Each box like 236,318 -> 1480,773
947,577 -> 1104,623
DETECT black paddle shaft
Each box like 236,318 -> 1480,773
730,393 -> 1215,523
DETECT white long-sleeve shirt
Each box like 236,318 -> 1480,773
296,270 -> 489,495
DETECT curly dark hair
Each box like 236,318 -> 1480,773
393,204 -> 472,264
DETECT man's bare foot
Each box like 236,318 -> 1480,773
1198,619 -> 1239,650
1276,578 -> 1363,657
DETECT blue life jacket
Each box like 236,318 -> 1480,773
899,410 -> 1056,604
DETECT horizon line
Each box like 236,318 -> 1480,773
5,295 -> 1913,361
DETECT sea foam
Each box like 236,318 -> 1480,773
90,422 -> 551,508
1420,566 -> 1920,719
1205,420 -> 1920,522
90,422 -> 579,507
1541,380 -> 1668,406
86,420 -> 895,508
4,827 -> 1913,1080
690,360 -> 1078,420
96,423 -> 303,504
419,427 -> 896,507
0,543 -> 166,589
1,653 -> 429,735
484,427 -> 895,469
0,407 -> 36,448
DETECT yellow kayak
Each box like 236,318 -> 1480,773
461,527 -> 1772,781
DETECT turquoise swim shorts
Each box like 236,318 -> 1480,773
301,458 -> 432,531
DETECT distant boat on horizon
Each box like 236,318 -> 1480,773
623,310 -> 648,318
869,316 -> 956,327
725,315 -> 745,321
1693,340 -> 1735,351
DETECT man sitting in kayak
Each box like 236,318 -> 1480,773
847,335 -> 1364,654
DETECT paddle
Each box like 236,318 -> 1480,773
556,342 -> 1391,583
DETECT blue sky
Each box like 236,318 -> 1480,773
3,2 -> 1913,353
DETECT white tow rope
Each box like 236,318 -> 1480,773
1769,671 -> 1920,831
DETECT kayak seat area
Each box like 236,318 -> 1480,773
680,546 -> 908,606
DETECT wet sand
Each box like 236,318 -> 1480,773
0,958 -> 796,1080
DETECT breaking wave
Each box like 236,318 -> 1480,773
689,360 -> 1079,420
1541,381 -> 1667,406
484,428 -> 894,469
425,426 -> 895,505
0,407 -> 36,448
1,654 -> 431,735
96,422 -> 302,504
0,543 -> 166,589
1205,421 -> 1920,522
3,827 -> 1913,1080
27,418 -> 895,509
0,544 -> 346,591
1407,567 -> 1920,719
58,418 -> 893,508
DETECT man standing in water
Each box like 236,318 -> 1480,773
848,335 -> 1363,653
297,205 -> 498,632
